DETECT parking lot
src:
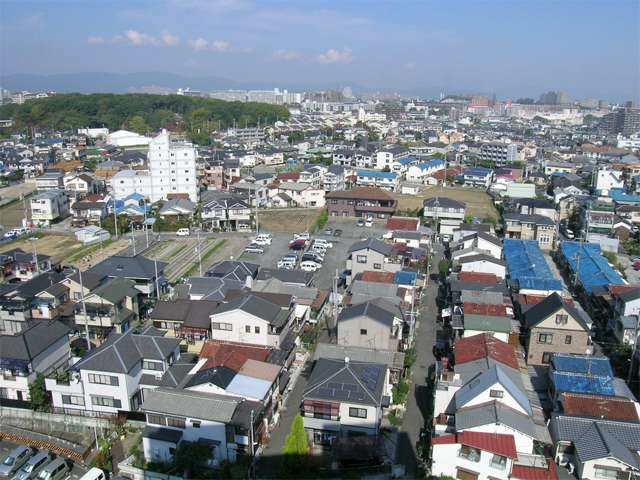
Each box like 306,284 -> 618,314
240,217 -> 389,290
0,440 -> 89,480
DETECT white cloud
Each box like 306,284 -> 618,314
316,48 -> 353,65
113,29 -> 180,47
189,37 -> 210,50
87,36 -> 105,45
211,40 -> 230,52
272,49 -> 302,61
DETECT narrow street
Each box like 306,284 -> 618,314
396,245 -> 441,478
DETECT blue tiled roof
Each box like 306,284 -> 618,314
464,167 -> 493,176
609,188 -> 640,204
397,156 -> 418,165
551,371 -> 616,396
357,169 -> 398,179
552,354 -> 613,377
416,159 -> 445,170
503,239 -> 562,291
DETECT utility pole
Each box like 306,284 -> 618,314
30,238 -> 39,274
154,257 -> 160,300
143,197 -> 149,248
130,224 -> 136,256
113,197 -> 118,239
79,268 -> 91,351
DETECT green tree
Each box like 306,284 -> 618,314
283,415 -> 308,473
438,259 -> 451,278
28,374 -> 49,411
128,115 -> 148,135
173,441 -> 213,477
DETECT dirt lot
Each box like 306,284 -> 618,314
257,208 -> 322,234
395,186 -> 499,221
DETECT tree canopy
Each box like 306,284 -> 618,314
0,93 -> 289,144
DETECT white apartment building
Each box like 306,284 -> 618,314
111,130 -> 198,202
30,190 -> 69,223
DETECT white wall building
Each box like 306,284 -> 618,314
106,130 -> 152,147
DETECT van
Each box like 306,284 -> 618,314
13,451 -> 53,480
176,228 -> 190,236
0,446 -> 33,477
314,239 -> 333,249
35,458 -> 69,480
78,468 -> 106,480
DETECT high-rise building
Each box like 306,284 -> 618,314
604,108 -> 640,136
479,142 -> 518,165
538,91 -> 571,105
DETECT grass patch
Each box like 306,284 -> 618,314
388,411 -> 403,427
170,244 -> 188,259
184,240 -> 226,277
66,239 -> 114,263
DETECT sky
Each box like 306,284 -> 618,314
1,0 -> 639,101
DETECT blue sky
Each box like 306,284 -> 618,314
1,0 -> 638,100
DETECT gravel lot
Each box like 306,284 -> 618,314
0,440 -> 88,480
240,217 -> 388,290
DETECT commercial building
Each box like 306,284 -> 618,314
604,108 -> 640,136
326,187 -> 397,219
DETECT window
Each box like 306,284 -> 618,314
458,445 -> 481,462
373,263 -> 382,270
191,421 -> 201,428
356,255 -> 367,264
565,335 -> 572,345
166,416 -> 186,429
349,407 -> 367,419
61,395 -> 84,406
302,400 -> 339,420
594,465 -> 629,479
142,360 -> 163,371
489,389 -> 504,398
490,454 -> 508,470
212,322 -> 232,331
255,326 -> 260,334
360,329 -> 368,335
555,314 -> 568,325
88,374 -> 119,386
541,352 -> 553,364
245,325 -> 251,333
147,414 -> 165,425
538,333 -> 553,344
91,396 -> 121,408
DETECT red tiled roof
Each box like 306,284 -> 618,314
360,271 -> 395,284
454,333 -> 519,370
518,294 -> 575,306
199,340 -> 271,371
431,432 -> 517,459
277,172 -> 300,182
560,392 -> 640,422
609,284 -> 640,296
385,217 -> 419,231
511,459 -> 558,480
463,302 -> 508,317
431,166 -> 463,181
457,272 -> 498,284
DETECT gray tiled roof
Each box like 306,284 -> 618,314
524,292 -> 590,331
455,401 -> 538,439
184,277 -> 245,301
90,277 -> 139,303
256,268 -> 312,286
348,238 -> 394,256
141,388 -> 240,423
338,299 -> 399,328
88,255 -> 167,280
206,261 -> 259,282
313,343 -> 405,370
458,254 -> 506,266
213,294 -> 290,327
304,358 -> 386,407
0,321 -> 70,362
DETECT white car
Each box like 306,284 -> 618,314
311,245 -> 327,256
294,232 -> 310,241
365,219 -> 373,227
314,239 -> 333,249
277,260 -> 296,270
300,261 -> 320,272
253,237 -> 271,246
176,228 -> 190,236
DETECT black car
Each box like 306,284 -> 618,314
333,229 -> 343,237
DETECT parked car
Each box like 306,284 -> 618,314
78,468 -> 107,480
302,253 -> 324,264
365,219 -> 373,227
254,234 -> 272,245
176,228 -> 190,236
277,259 -> 296,270
0,446 -> 33,478
13,451 -> 53,480
314,239 -> 333,249
244,243 -> 264,254
288,239 -> 307,250
311,245 -> 327,256
300,261 -> 321,272
294,232 -> 310,241
35,458 -> 69,480
357,219 -> 365,227
633,260 -> 640,271
333,229 -> 343,237
324,226 -> 333,235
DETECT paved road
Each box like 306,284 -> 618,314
396,244 -> 441,478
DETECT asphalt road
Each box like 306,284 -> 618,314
0,440 -> 89,480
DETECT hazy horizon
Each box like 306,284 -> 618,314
1,0 -> 639,102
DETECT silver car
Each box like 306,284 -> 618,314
0,446 -> 33,478
13,451 -> 53,480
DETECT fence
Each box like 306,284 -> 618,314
0,405 -> 114,430
118,456 -> 184,480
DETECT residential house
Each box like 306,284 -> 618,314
390,155 -> 419,176
177,277 -> 244,301
326,187 -> 397,219
301,358 -> 389,446
406,159 -> 445,183
455,232 -> 502,259
523,293 -> 592,366
45,330 -> 181,414
458,255 -> 506,280
70,199 -> 108,226
0,248 -> 52,282
375,144 -> 410,170
423,197 -> 466,235
206,261 -> 259,286
150,299 -> 219,344
202,195 -> 252,231
63,173 -> 98,196
611,287 -> 640,344
337,299 -> 404,351
88,255 -> 167,297
30,190 -> 69,223
274,182 -> 326,207
503,213 -> 556,250
35,169 -> 65,191
463,168 -> 494,188
323,165 -> 346,192
159,199 -> 195,218
0,321 -> 70,401
346,239 -> 402,285
356,170 -> 400,191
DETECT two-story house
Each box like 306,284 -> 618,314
0,248 -> 53,282
45,330 -> 181,414
88,255 -> 167,297
524,293 -> 592,366
326,187 -> 397,219
201,195 -> 252,231
356,170 -> 400,191
375,144 -> 410,170
423,197 -> 467,235
346,239 -> 402,285
301,358 -> 389,446
463,168 -> 494,188
503,213 -> 556,250
0,320 -> 70,401
337,299 -> 404,351
611,287 -> 640,344
30,190 -> 69,224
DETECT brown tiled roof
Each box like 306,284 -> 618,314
454,333 -> 519,370
463,302 -> 508,317
431,166 -> 463,181
385,217 -> 419,231
560,392 -> 640,422
326,186 -> 396,201
199,340 -> 271,371
609,284 -> 640,296
457,272 -> 498,284
360,271 -> 395,284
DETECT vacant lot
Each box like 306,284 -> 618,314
257,208 -> 322,234
395,186 -> 499,221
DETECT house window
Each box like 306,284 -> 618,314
541,352 -> 553,364
212,322 -> 232,331
142,360 -> 163,371
373,263 -> 382,270
490,454 -> 508,470
360,329 -> 367,335
594,465 -> 629,479
147,414 -> 165,425
91,396 -> 121,408
245,325 -> 251,333
356,255 -> 367,264
88,374 -> 119,386
255,326 -> 260,334
61,395 -> 85,406
538,333 -> 553,344
348,407 -> 367,419
565,335 -> 572,344
166,416 -> 186,429
458,444 -> 481,462
489,389 -> 503,398
555,314 -> 568,325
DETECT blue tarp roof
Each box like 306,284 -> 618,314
357,169 -> 398,179
609,188 -> 640,204
397,156 -> 418,165
416,159 -> 445,170
551,371 -> 616,396
503,239 -> 562,290
560,241 -> 625,294
395,271 -> 417,286
552,354 -> 613,377
464,167 -> 493,176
